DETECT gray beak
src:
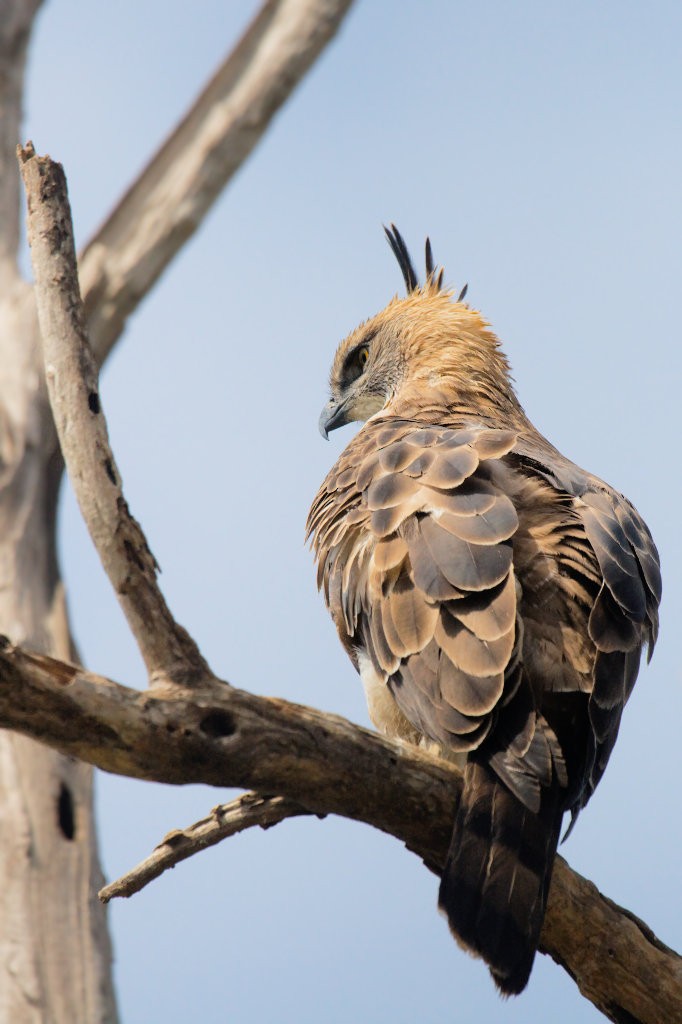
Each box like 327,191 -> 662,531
318,398 -> 351,439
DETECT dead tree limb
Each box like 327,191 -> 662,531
98,794 -> 312,903
0,0 -> 42,276
0,4 -> 355,1022
18,143 -> 210,690
0,6 -> 118,1022
77,0 -> 356,370
0,640 -> 679,1024
0,640 -> 459,866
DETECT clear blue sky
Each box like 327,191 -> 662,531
24,2 -> 681,1022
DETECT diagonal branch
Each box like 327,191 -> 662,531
0,639 -> 679,1024
77,0 -> 356,369
99,793 -> 312,902
18,144 -> 211,689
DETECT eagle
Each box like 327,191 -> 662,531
306,226 -> 661,995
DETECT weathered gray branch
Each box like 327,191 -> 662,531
0,642 -> 459,863
18,144 -> 210,689
99,793 -> 312,902
77,0 -> 356,369
0,640 -> 679,1024
2,3 -> 350,1021
0,0 -> 42,276
0,7 -> 118,1022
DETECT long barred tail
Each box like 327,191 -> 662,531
438,761 -> 563,995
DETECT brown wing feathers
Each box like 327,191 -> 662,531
308,229 -> 661,996
309,425 -> 658,995
310,422 -> 571,992
507,451 -> 661,821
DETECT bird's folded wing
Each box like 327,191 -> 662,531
309,423 -> 538,767
507,444 -> 662,811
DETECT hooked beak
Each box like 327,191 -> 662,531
318,397 -> 352,439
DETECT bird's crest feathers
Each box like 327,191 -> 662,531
327,227 -> 519,427
384,222 -> 467,300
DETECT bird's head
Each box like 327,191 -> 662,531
319,225 -> 522,439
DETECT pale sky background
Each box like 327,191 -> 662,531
22,2 -> 681,1022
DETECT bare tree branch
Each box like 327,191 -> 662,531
18,144 -> 210,690
0,11 -> 119,1021
542,869 -> 681,1024
99,793 -> 312,902
77,0 -> 356,369
0,639 -> 679,1024
0,0 -> 43,276
0,642 -> 459,862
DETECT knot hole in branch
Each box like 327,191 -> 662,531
57,781 -> 76,840
199,710 -> 236,738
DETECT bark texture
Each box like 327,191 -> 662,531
0,642 -> 680,1024
98,793 -> 312,903
0,5 -> 117,1021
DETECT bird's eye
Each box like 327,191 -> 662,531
341,339 -> 373,387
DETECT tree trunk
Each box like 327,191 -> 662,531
0,3 -> 118,1021
0,1 -> 355,1018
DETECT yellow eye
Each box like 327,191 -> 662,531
341,342 -> 372,386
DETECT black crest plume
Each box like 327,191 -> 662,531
384,223 -> 418,292
384,223 -> 446,293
